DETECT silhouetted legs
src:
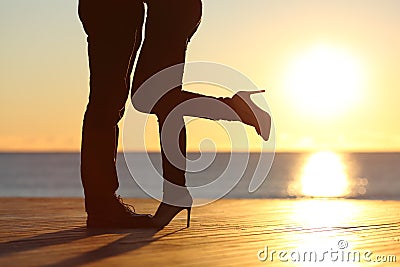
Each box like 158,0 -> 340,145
79,0 -> 144,214
79,0 -> 270,225
132,0 -> 203,192
132,0 -> 265,194
132,1 -> 269,228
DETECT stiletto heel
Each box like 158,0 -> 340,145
186,207 -> 191,228
152,203 -> 192,229
227,90 -> 271,141
152,187 -> 193,229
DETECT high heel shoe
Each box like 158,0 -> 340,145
152,203 -> 192,229
227,90 -> 271,141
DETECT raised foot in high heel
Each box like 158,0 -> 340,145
230,90 -> 271,141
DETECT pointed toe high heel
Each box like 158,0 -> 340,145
229,90 -> 271,141
152,203 -> 192,229
152,187 -> 193,229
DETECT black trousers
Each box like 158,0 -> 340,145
79,0 -> 202,213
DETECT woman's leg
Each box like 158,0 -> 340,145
132,0 -> 270,189
131,0 -> 270,228
132,0 -> 202,190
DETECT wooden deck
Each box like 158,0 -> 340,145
0,198 -> 399,266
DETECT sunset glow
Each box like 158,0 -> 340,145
1,0 -> 400,152
285,44 -> 363,117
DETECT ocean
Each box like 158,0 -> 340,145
0,152 -> 399,200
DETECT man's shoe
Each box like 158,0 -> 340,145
86,195 -> 153,229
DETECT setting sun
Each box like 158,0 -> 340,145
285,44 -> 363,117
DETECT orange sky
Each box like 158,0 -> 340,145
1,0 -> 400,152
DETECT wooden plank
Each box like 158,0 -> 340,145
0,198 -> 399,266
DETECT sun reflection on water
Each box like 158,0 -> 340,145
300,151 -> 349,198
281,152 -> 367,267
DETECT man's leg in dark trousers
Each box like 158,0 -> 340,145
78,0 -> 144,214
